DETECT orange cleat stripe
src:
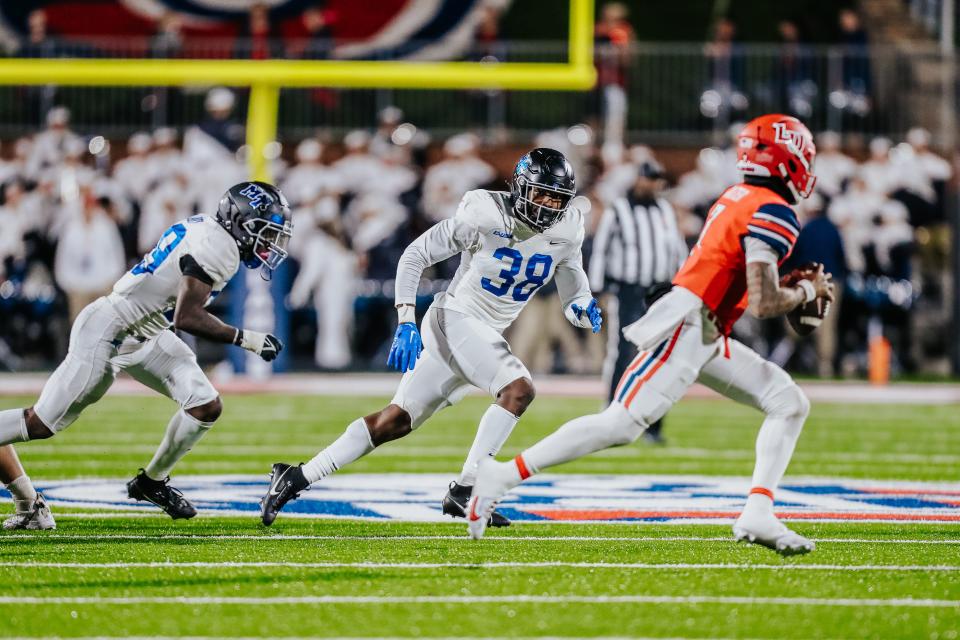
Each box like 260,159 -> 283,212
467,497 -> 481,521
515,454 -> 531,480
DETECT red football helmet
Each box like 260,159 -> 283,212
736,114 -> 817,200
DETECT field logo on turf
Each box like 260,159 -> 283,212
3,475 -> 960,523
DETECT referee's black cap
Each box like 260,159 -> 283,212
638,160 -> 665,180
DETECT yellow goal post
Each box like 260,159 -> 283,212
0,0 -> 595,182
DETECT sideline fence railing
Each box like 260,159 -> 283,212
1,40 -> 956,147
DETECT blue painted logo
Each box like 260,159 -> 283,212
493,230 -> 513,239
515,154 -> 531,176
4,475 -> 960,523
238,183 -> 273,210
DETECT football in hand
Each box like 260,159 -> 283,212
781,262 -> 830,336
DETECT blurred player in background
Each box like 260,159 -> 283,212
260,148 -> 604,527
590,158 -> 687,443
468,115 -> 835,555
0,182 -> 292,528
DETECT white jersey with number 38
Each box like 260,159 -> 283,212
395,189 -> 594,332
108,215 -> 240,339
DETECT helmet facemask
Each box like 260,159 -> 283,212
514,179 -> 575,231
244,215 -> 293,273
217,182 -> 293,280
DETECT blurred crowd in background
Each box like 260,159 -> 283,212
0,82 -> 953,379
0,1 -> 957,380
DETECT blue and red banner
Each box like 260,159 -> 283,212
0,0 -> 495,60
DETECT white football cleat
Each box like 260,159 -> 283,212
733,511 -> 813,556
3,493 -> 56,531
467,458 -> 520,540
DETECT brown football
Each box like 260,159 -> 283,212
788,295 -> 829,336
781,262 -> 827,336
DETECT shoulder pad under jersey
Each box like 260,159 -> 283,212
455,189 -> 511,234
186,217 -> 240,283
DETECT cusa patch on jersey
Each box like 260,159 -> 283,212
5,475 -> 960,523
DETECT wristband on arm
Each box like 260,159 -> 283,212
396,304 -> 416,325
795,279 -> 816,303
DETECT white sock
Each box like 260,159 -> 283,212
6,474 -> 37,511
741,491 -> 775,518
748,414 -> 805,502
523,403 -> 642,473
302,418 -> 374,484
458,404 -> 519,485
0,409 -> 28,445
144,410 -> 214,481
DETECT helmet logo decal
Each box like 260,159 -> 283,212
515,154 -> 531,176
772,122 -> 806,153
239,183 -> 273,210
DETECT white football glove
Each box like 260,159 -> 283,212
235,329 -> 284,362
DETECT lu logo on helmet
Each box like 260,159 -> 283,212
772,122 -> 806,153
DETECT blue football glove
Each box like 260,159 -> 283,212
572,298 -> 603,334
387,322 -> 423,373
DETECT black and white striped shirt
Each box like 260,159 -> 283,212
589,195 -> 688,289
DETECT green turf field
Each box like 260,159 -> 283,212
1,393 -> 958,639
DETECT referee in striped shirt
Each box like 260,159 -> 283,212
589,160 -> 688,443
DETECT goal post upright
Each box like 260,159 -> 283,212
0,0 -> 595,181
247,83 -> 280,183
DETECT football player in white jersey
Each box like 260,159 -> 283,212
260,148 -> 603,526
0,182 -> 292,527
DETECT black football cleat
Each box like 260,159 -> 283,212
641,430 -> 667,446
260,462 -> 308,526
442,481 -> 511,527
127,469 -> 197,520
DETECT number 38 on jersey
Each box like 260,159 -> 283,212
481,248 -> 553,302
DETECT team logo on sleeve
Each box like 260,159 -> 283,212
238,183 -> 274,210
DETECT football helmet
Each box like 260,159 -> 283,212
216,181 -> 293,277
510,147 -> 576,231
736,114 -> 816,201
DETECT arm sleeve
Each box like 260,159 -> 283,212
744,236 -> 780,265
557,246 -> 596,328
394,216 -> 479,306
179,254 -> 215,286
746,202 -> 800,260
587,205 -> 617,291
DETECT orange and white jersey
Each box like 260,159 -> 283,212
672,183 -> 799,335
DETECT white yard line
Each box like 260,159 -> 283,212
0,595 -> 956,607
4,561 -> 958,572
3,533 -> 958,544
